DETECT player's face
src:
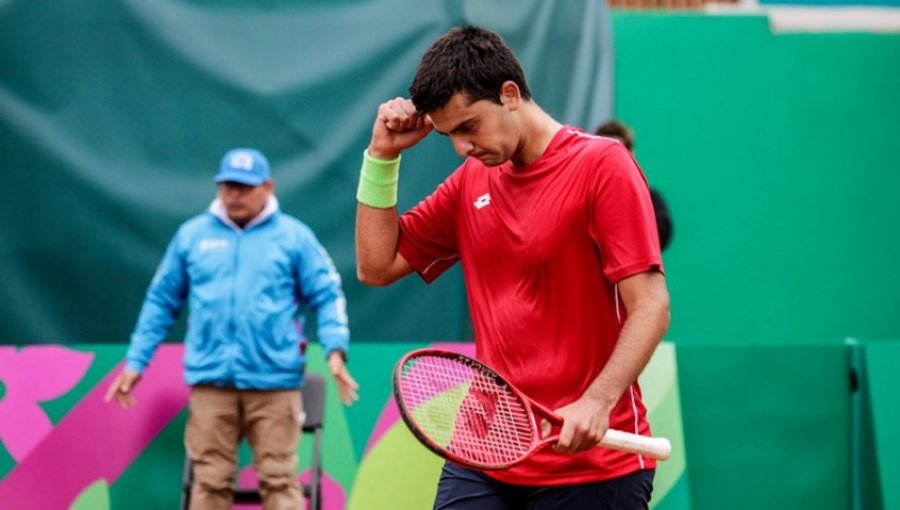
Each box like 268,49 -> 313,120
428,90 -> 522,167
217,180 -> 273,226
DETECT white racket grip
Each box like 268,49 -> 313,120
600,429 -> 672,461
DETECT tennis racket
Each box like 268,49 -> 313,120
393,348 -> 671,470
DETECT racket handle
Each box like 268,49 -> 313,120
600,429 -> 672,461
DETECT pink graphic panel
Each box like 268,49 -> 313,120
0,345 -> 189,509
0,346 -> 94,461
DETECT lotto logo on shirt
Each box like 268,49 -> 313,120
473,193 -> 491,210
199,238 -> 230,252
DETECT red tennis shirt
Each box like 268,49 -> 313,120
398,127 -> 664,485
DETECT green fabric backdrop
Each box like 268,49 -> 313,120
4,7 -> 900,350
0,0 -> 613,346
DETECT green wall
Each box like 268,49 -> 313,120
609,15 -> 900,508
612,13 -> 900,345
677,343 -> 851,509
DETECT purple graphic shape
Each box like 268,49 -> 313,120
0,345 -> 189,509
363,399 -> 402,456
234,466 -> 346,510
0,346 -> 94,461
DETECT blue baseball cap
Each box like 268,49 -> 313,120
214,148 -> 271,186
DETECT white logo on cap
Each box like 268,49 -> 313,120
230,152 -> 255,171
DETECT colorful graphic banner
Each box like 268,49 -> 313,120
0,343 -> 690,509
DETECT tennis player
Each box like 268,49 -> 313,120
355,26 -> 670,509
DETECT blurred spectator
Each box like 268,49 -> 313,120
105,148 -> 358,509
596,120 -> 674,251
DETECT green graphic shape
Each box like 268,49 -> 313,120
347,421 -> 444,510
69,479 -> 110,510
639,342 -> 689,508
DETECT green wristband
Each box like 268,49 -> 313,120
357,150 -> 401,208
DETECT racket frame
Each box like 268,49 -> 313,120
392,348 -> 542,470
393,348 -> 672,470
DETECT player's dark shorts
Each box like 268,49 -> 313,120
433,462 -> 654,510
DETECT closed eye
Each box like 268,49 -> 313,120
455,120 -> 476,135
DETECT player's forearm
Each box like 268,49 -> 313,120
584,279 -> 670,412
355,143 -> 416,286
355,204 -> 403,286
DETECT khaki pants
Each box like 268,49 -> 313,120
185,386 -> 304,510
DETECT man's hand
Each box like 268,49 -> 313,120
368,98 -> 433,160
543,393 -> 616,454
543,271 -> 669,455
327,351 -> 359,405
103,369 -> 142,409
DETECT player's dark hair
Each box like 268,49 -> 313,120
595,120 -> 635,152
409,26 -> 532,114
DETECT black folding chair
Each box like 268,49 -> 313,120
180,372 -> 325,510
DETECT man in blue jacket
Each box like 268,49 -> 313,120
105,148 -> 358,509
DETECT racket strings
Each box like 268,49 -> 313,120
399,355 -> 534,466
